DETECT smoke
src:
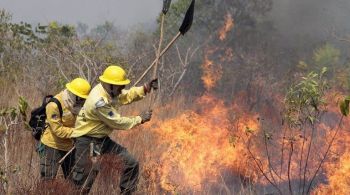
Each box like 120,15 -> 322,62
269,0 -> 350,46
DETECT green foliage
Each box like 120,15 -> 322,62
47,21 -> 75,37
0,11 -> 123,93
297,61 -> 308,70
340,96 -> 350,116
18,96 -> 28,120
0,107 -> 17,119
0,9 -> 11,23
297,44 -> 350,92
0,107 -> 17,133
0,96 -> 27,121
0,97 -> 30,132
0,167 -> 8,185
284,68 -> 328,127
296,44 -> 341,73
245,126 -> 255,134
313,44 -> 340,68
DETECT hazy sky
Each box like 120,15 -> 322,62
0,0 -> 162,28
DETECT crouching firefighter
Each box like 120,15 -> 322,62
71,65 -> 157,194
39,78 -> 91,179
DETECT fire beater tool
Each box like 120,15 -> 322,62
133,0 -> 195,86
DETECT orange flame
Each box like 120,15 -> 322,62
315,153 -> 350,194
148,94 -> 260,192
219,13 -> 234,41
312,104 -> 350,194
201,49 -> 223,91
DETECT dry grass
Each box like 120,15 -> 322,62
0,80 -> 256,195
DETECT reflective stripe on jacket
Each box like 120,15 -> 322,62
71,83 -> 144,138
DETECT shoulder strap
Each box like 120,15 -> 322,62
42,95 -> 54,106
48,98 -> 63,118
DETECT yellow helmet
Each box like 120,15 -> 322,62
99,65 -> 131,85
66,78 -> 91,99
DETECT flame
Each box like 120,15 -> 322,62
149,13 -> 255,192
219,13 -> 234,41
328,154 -> 350,192
201,49 -> 223,91
128,12 -> 350,193
148,94 -> 260,192
312,103 -> 350,194
315,153 -> 350,194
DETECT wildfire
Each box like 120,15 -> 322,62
313,101 -> 350,194
149,94 -> 260,193
219,13 -> 234,41
147,13 -> 258,192
316,153 -> 350,194
136,10 -> 350,194
201,49 -> 223,91
201,13 -> 234,91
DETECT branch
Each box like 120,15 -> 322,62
169,45 -> 200,97
262,125 -> 281,185
302,108 -> 317,195
280,127 -> 287,178
331,30 -> 350,43
42,49 -> 69,82
306,116 -> 344,194
169,68 -> 188,97
247,136 -> 283,195
287,141 -> 294,195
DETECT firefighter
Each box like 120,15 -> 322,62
40,78 -> 91,179
71,65 -> 157,194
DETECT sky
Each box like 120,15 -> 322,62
0,0 -> 163,28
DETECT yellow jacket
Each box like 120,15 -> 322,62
71,83 -> 145,138
40,90 -> 75,151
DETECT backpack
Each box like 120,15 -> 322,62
29,95 -> 63,141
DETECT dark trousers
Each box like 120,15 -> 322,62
39,144 -> 75,179
72,136 -> 139,194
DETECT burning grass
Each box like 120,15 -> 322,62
1,6 -> 350,195
1,80 -> 350,194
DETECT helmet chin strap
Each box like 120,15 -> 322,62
110,84 -> 116,98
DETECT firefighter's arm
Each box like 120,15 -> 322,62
95,99 -> 142,130
118,86 -> 146,105
46,102 -> 73,138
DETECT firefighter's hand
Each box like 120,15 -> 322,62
140,110 -> 152,124
144,78 -> 158,93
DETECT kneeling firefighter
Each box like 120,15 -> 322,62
39,78 -> 91,179
71,65 -> 157,194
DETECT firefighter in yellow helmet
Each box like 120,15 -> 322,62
71,65 -> 157,194
40,78 -> 91,179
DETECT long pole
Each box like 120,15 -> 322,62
58,146 -> 75,165
133,32 -> 181,87
149,14 -> 165,109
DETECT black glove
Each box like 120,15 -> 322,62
144,78 -> 158,93
140,110 -> 152,124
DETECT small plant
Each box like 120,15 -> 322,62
285,67 -> 328,127
247,68 -> 344,195
313,44 -> 340,68
0,97 -> 28,192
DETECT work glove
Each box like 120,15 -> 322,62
144,78 -> 158,94
140,110 -> 152,124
